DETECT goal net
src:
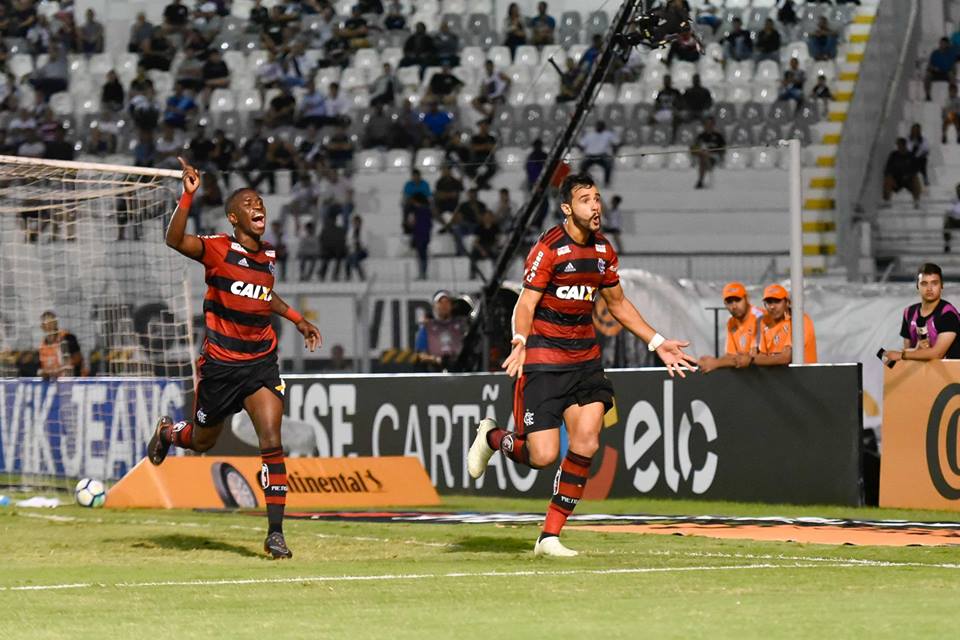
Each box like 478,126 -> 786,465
0,155 -> 194,491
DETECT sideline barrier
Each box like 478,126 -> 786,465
106,456 -> 440,509
260,365 -> 862,505
880,361 -> 960,511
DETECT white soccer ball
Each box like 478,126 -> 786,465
74,478 -> 106,508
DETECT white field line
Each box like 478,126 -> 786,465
0,563 -> 859,592
638,549 -> 960,570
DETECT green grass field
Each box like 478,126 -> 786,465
1,495 -> 959,639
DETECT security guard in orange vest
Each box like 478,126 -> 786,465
38,311 -> 87,379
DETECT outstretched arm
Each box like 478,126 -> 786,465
600,283 -> 698,378
270,292 -> 322,352
165,157 -> 204,260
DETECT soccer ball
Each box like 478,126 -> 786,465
74,478 -> 106,508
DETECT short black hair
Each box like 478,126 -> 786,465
225,188 -> 255,217
559,173 -> 597,205
918,262 -> 943,282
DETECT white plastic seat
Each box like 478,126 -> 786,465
460,46 -> 485,68
725,149 -> 751,170
315,66 -> 341,91
236,90 -> 262,112
353,48 -> 380,74
535,84 -> 558,105
340,67 -> 367,91
640,150 -> 665,170
9,54 -> 33,77
495,146 -> 524,167
506,65 -> 533,85
69,75 -> 95,97
810,60 -> 838,82
223,51 -> 247,75
385,149 -> 412,170
752,84 -> 779,103
699,64 -> 725,88
727,85 -> 752,104
667,149 -> 692,170
115,53 -> 139,81
248,50 -> 270,72
67,54 -> 88,76
350,89 -> 370,109
397,66 -> 421,90
88,53 -> 114,77
209,89 -> 236,112
568,44 -> 589,65
617,82 -> 643,104
540,45 -> 566,67
671,61 -> 696,90
725,61 -> 753,85
594,84 -> 615,105
356,150 -> 384,173
514,46 -> 539,67
381,47 -> 403,70
781,41 -> 811,67
752,148 -> 779,170
507,87 -> 532,107
415,148 -> 444,171
487,46 -> 511,69
49,93 -> 74,116
615,145 -> 638,169
756,60 -> 781,83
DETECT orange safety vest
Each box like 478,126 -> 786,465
39,330 -> 68,375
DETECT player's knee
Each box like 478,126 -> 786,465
193,438 -> 216,453
527,439 -> 560,468
568,438 -> 600,458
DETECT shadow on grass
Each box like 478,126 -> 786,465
447,535 -> 533,554
130,534 -> 260,558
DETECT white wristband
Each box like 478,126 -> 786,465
648,333 -> 666,352
512,333 -> 527,347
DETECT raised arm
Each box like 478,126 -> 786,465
165,156 -> 205,260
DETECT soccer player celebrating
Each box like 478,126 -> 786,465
148,157 -> 322,559
467,173 -> 697,557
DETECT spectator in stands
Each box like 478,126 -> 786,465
346,215 -> 368,281
697,282 -> 763,373
927,38 -> 959,102
414,290 -> 468,370
39,311 -> 87,379
338,5 -> 371,51
778,69 -> 805,106
7,107 -> 36,146
420,101 -> 455,146
667,30 -> 701,64
362,104 -> 392,148
130,86 -> 161,132
681,73 -> 713,123
526,138 -> 548,188
691,116 -> 726,189
945,184 -> 960,253
434,163 -> 466,220
132,129 -> 157,167
325,124 -> 356,171
434,20 -> 461,67
264,135 -> 298,191
264,85 -> 297,128
140,28 -> 174,71
17,128 -> 45,158
811,74 -> 833,106
318,215 -> 348,281
391,101 -> 427,149
201,50 -> 231,106
240,120 -> 272,191
370,62 -> 398,107
100,70 -> 125,113
944,83 -> 960,144
503,3 -> 528,61
406,193 -> 433,279
155,124 -> 184,170
323,82 -> 352,127
26,45 -> 68,101
163,0 -> 190,33
129,65 -> 154,96
494,188 -> 514,226
256,50 -> 286,95
723,17 -> 753,62
282,172 -> 321,231
580,34 -> 604,73
885,263 -> 960,362
189,124 -> 215,170
10,0 -> 36,39
754,18 -> 782,65
578,121 -> 619,188
322,26 -> 352,68
401,22 -> 437,74
384,1 -> 406,31
695,0 -> 721,34
470,209 -> 501,280
529,2 -> 556,47
424,63 -> 464,108
210,128 -> 237,190
603,194 -> 624,251
298,220 -> 320,280
756,284 -> 818,365
43,125 -> 73,161
777,0 -> 798,27
882,137 -> 922,208
86,126 -> 115,156
194,2 -> 223,42
448,187 -> 485,255
323,170 -> 355,226
128,12 -> 154,53
174,49 -> 206,93
652,74 -> 682,126
403,168 -> 432,207
163,82 -> 198,129
262,220 -> 288,280
472,60 -> 511,117
556,58 -> 583,103
77,8 -> 104,54
297,78 -> 328,128
466,120 -> 498,190
807,16 -> 838,62
26,14 -> 51,54
908,123 -> 931,187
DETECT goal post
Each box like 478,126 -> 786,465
0,155 -> 195,490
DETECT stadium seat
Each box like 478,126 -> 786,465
745,7 -> 770,32
520,105 -> 544,128
648,125 -> 672,146
768,102 -> 793,125
236,90 -> 262,112
353,48 -> 380,75
248,50 -> 270,72
642,63 -> 666,87
559,11 -> 582,32
795,103 -> 821,127
440,13 -> 463,34
460,46 -> 485,69
507,87 -> 533,107
671,62 -> 697,90
350,90 -> 371,109
115,53 -> 139,81
784,123 -> 812,145
713,101 -> 737,127
209,88 -> 236,115
397,66 -> 421,90
727,85 -> 752,104
88,53 -> 113,77
534,84 -> 558,105
487,46 -> 512,69
740,101 -> 766,126
567,44 -> 589,66
69,75 -> 95,97
755,60 -> 781,84
615,145 -> 638,169
725,149 -> 751,170
704,42 -> 724,62
223,50 -> 247,75
758,122 -> 782,145
231,0 -> 254,18
728,124 -> 754,146
335,0 -> 354,14
725,61 -> 753,85
67,54 -> 88,76
752,147 -> 779,170
385,149 -> 412,170
639,148 -> 665,170
594,84 -> 616,106
540,45 -> 566,66
557,27 -> 580,47
585,10 -> 610,37
667,148 -> 692,171
514,46 -> 539,68
640,83 -> 661,103
415,148 -> 444,172
444,0 -> 466,13
495,146 -> 524,167
8,53 -> 33,77
453,65 -> 477,86
699,64 -> 725,88
752,84 -> 779,104
341,67 -> 367,91
506,65 -> 533,86
465,13 -> 492,34
620,127 -> 643,146
381,47 -> 403,70
781,41 -> 811,67
49,93 -> 74,117
630,102 -> 653,125
810,60 -> 838,82
675,124 -> 698,146
356,150 -> 384,173
617,83 -> 643,104
316,66 -> 342,91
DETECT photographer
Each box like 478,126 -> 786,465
886,263 -> 960,362
414,290 -> 468,371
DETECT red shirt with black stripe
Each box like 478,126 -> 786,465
196,234 -> 278,364
522,224 -> 620,371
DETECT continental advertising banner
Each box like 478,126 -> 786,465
0,378 -> 187,480
880,361 -> 960,511
264,365 -> 862,505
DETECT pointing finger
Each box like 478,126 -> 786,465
177,156 -> 188,169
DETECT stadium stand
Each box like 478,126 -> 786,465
0,0 -> 881,285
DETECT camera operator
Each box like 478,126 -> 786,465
414,290 -> 468,371
886,263 -> 960,362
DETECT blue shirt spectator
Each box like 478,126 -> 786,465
421,106 -> 454,140
163,84 -> 197,129
403,169 -> 432,205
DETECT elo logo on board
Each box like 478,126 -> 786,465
925,384 -> 960,500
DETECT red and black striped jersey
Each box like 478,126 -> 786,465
195,234 -> 278,364
522,224 -> 620,371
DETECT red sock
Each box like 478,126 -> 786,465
486,428 -> 534,467
162,421 -> 194,449
260,446 -> 288,534
542,451 -> 592,537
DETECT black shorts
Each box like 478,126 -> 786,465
193,352 -> 284,427
513,367 -> 615,435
